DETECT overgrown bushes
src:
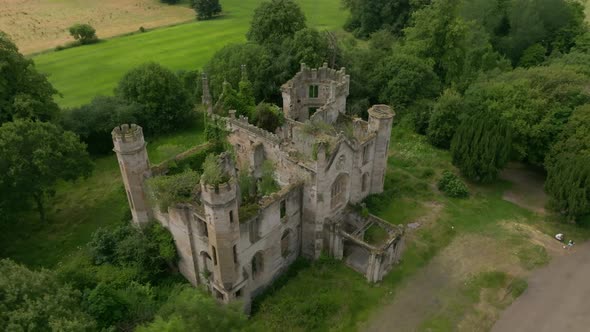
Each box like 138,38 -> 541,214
437,171 -> 469,198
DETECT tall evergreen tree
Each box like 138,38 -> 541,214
450,111 -> 512,182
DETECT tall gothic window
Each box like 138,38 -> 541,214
331,174 -> 349,209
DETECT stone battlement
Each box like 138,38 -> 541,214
112,124 -> 143,142
212,113 -> 282,145
112,124 -> 146,154
282,63 -> 349,89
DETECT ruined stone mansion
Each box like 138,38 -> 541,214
112,64 -> 404,311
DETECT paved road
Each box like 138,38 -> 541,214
492,242 -> 590,332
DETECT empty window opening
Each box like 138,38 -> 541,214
229,210 -> 234,223
233,245 -> 238,264
309,107 -> 318,116
197,218 -> 208,238
331,174 -> 349,209
251,251 -> 264,279
309,85 -> 319,98
235,288 -> 243,298
362,144 -> 371,165
212,246 -> 218,266
281,230 -> 291,258
280,200 -> 286,219
362,173 -> 369,192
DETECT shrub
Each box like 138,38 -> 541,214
147,170 -> 200,211
87,223 -> 178,281
201,154 -> 227,186
437,171 -> 469,198
83,283 -> 128,328
68,23 -> 98,45
61,96 -> 140,155
259,160 -> 280,196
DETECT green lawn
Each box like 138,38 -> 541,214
32,0 -> 346,108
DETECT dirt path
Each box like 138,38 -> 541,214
492,241 -> 590,332
361,234 -> 526,332
500,163 -> 547,215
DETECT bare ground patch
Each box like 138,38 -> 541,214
500,163 -> 548,214
0,0 -> 194,54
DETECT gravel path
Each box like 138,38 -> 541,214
492,242 -> 590,332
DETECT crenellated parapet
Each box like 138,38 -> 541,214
211,112 -> 282,145
282,63 -> 349,94
112,124 -> 146,154
281,63 -> 350,123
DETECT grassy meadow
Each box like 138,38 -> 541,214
32,0 -> 346,109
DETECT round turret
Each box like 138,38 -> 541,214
200,179 -> 238,207
112,124 -> 146,154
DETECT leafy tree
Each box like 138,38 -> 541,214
0,120 -> 92,221
87,223 -> 178,280
247,0 -> 307,45
177,69 -> 203,104
0,32 -> 59,125
461,0 -> 587,64
192,0 -> 222,20
343,0 -> 429,38
427,89 -> 464,148
136,285 -> 246,331
372,53 -> 441,108
402,0 -> 507,90
407,98 -> 434,135
544,105 -> 590,220
205,43 -> 276,101
68,24 -> 98,45
0,259 -> 97,331
61,96 -> 140,155
117,63 -> 194,134
83,283 -> 127,329
450,112 -> 512,182
290,28 -> 331,68
253,102 -> 285,133
518,43 -> 547,67
464,65 -> 590,166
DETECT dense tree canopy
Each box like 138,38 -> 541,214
545,105 -> 590,219
192,0 -> 223,20
463,65 -> 590,166
402,0 -> 507,90
343,0 -> 430,38
247,0 -> 306,45
117,63 -> 194,134
205,43 -> 276,101
0,259 -> 97,331
0,32 -> 59,125
427,89 -> 464,149
461,0 -> 586,65
0,120 -> 92,221
137,286 -> 246,331
451,112 -> 512,182
62,96 -> 140,155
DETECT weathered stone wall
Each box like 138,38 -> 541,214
281,63 -> 349,123
112,124 -> 151,227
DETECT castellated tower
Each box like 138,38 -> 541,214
112,124 -> 151,227
200,156 -> 240,293
368,105 -> 395,194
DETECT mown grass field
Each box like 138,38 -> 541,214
32,0 -> 346,109
0,0 -> 195,54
